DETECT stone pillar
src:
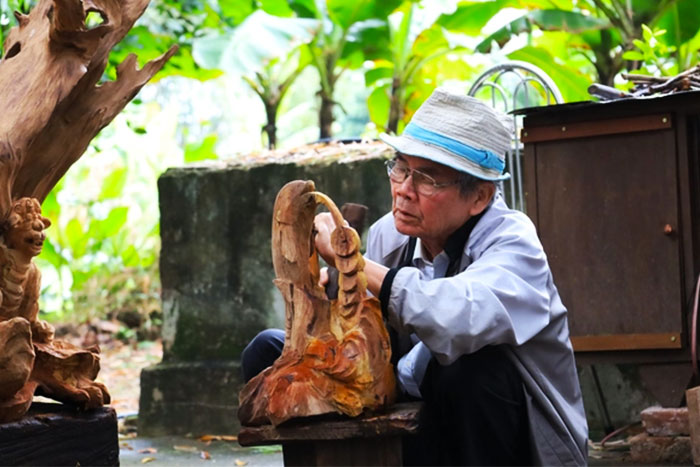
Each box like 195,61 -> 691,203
139,152 -> 392,435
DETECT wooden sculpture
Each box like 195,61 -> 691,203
0,0 -> 175,423
238,180 -> 396,426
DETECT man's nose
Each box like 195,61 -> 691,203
395,173 -> 416,198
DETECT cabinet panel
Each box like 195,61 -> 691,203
533,129 -> 682,348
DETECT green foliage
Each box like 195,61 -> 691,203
185,134 -> 219,162
327,0 -> 403,31
508,46 -> 591,102
192,10 -> 317,74
364,0 -> 470,133
102,0 -> 261,82
37,161 -> 159,324
475,10 -> 609,53
437,0 -> 700,86
192,10 -> 318,147
623,25 -> 677,75
297,0 -> 402,138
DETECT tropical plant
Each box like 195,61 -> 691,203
291,0 -> 404,139
104,0 -> 248,82
37,159 -> 160,323
366,0 -> 470,134
438,0 -> 700,89
622,24 -> 678,76
192,10 -> 318,148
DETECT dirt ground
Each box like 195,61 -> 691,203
95,338 -> 163,416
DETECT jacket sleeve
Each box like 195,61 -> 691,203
386,218 -> 555,365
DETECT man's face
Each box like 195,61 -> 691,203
390,154 -> 483,251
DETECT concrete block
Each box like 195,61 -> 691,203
157,154 -> 392,362
138,361 -> 243,436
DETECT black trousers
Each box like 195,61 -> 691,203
241,330 -> 531,466
404,345 -> 531,466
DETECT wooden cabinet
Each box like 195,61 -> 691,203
521,93 -> 700,359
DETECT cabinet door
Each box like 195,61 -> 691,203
532,127 -> 682,351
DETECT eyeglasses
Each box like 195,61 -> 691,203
385,159 -> 459,197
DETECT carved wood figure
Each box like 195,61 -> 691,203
238,181 -> 396,426
0,0 -> 175,422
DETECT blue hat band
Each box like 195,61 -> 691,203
403,122 -> 506,173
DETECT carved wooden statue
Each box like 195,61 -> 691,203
238,181 -> 396,426
0,0 -> 175,423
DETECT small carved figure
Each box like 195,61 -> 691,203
1,198 -> 55,341
0,198 -> 110,423
238,181 -> 396,426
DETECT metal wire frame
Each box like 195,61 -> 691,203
468,61 -> 563,212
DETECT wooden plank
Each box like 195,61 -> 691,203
521,113 -> 672,143
238,402 -> 421,446
0,402 -> 118,466
572,333 -> 682,352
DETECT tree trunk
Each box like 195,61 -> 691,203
387,77 -> 402,135
238,181 -> 396,427
0,0 -> 175,423
263,101 -> 278,150
319,91 -> 334,140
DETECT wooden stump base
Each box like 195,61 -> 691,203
239,402 -> 422,467
0,402 -> 119,466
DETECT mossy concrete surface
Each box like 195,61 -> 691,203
138,361 -> 242,436
140,150 -> 393,436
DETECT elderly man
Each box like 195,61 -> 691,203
242,88 -> 588,466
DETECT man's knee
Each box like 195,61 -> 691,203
241,329 -> 285,382
424,346 -> 524,405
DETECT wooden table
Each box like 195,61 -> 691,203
238,402 -> 422,466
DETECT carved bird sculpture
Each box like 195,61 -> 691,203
238,180 -> 396,426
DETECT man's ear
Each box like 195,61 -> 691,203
468,182 -> 496,216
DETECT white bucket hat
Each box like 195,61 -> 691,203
380,87 -> 513,181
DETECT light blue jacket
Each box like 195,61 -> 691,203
365,192 -> 588,466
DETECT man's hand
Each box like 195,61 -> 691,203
314,212 -> 389,298
319,266 -> 329,288
314,212 -> 344,267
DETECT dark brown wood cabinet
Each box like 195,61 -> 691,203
521,92 -> 700,370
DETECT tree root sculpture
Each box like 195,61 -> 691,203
238,180 -> 396,427
0,0 -> 175,423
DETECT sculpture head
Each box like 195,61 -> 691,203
2,197 -> 51,258
271,180 -> 319,289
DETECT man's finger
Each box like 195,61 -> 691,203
319,267 -> 329,286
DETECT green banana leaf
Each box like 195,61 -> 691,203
192,10 -> 318,75
477,9 -> 610,53
327,0 -> 404,31
508,45 -> 592,102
